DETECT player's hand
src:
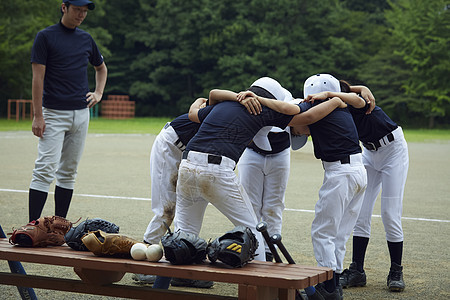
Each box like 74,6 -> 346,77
240,97 -> 262,115
305,91 -> 329,103
32,116 -> 46,138
237,90 -> 256,102
359,86 -> 375,114
86,91 -> 103,108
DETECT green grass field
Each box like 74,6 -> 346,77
0,117 -> 449,142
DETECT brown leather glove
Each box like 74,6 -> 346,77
9,216 -> 73,247
81,230 -> 139,257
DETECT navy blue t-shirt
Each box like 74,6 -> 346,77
299,101 -> 361,161
247,131 -> 290,155
186,101 -> 293,163
348,102 -> 398,143
170,105 -> 214,146
31,22 -> 104,110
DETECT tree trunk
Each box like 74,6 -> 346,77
428,115 -> 435,129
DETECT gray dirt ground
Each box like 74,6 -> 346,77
0,131 -> 449,299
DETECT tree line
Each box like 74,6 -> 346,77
1,0 -> 448,127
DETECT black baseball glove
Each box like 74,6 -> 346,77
207,225 -> 259,268
161,227 -> 207,265
64,218 -> 120,251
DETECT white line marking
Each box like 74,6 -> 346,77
2,188 -> 449,223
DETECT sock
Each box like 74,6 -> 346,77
387,240 -> 403,266
352,236 -> 369,272
323,271 -> 336,293
29,188 -> 48,222
54,185 -> 73,218
304,286 -> 316,296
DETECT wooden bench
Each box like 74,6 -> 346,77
0,238 -> 332,299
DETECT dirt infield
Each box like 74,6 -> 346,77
1,131 -> 449,299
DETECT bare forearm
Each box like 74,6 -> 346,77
257,96 -> 300,115
289,97 -> 342,126
209,89 -> 238,106
326,91 -> 365,108
94,62 -> 107,97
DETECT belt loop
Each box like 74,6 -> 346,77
164,122 -> 170,130
182,150 -> 189,159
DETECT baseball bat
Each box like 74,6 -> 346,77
270,233 -> 295,264
256,221 -> 283,263
0,225 -> 38,300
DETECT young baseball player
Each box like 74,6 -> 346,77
246,74 -> 368,300
333,82 -> 409,292
29,0 -> 107,222
237,85 -> 308,262
133,98 -> 215,288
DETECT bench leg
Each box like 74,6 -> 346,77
74,267 -> 125,285
0,225 -> 38,300
238,284 -> 295,300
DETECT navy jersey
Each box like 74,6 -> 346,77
348,102 -> 398,143
31,22 -> 104,110
299,101 -> 361,161
247,131 -> 290,155
171,105 -> 214,146
186,101 -> 293,163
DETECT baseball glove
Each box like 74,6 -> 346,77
161,227 -> 207,265
206,225 -> 258,268
64,218 -> 120,251
9,216 -> 73,247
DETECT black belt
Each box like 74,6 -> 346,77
322,156 -> 350,164
363,132 -> 394,151
182,150 -> 222,165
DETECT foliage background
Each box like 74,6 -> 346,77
0,0 -> 449,127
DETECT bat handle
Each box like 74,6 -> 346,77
271,234 -> 296,264
256,222 -> 283,263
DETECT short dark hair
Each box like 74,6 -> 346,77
339,80 -> 351,93
248,86 -> 276,99
61,2 -> 71,15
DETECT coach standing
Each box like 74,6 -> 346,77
28,0 -> 107,222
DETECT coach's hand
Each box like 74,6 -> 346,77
86,91 -> 103,108
32,115 -> 46,138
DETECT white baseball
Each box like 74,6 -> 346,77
146,244 -> 163,262
130,243 -> 148,260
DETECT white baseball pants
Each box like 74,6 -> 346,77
237,147 -> 290,251
353,127 -> 409,242
30,108 -> 89,192
143,124 -> 183,244
175,150 -> 266,261
311,153 -> 367,273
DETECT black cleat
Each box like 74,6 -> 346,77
339,262 -> 366,288
387,262 -> 405,292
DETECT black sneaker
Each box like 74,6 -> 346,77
132,273 -> 156,284
387,262 -> 405,292
170,277 -> 214,288
313,283 -> 341,300
339,262 -> 366,288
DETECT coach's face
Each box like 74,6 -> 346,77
62,4 -> 88,29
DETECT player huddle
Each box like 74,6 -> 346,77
26,1 -> 408,299
135,73 -> 409,299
